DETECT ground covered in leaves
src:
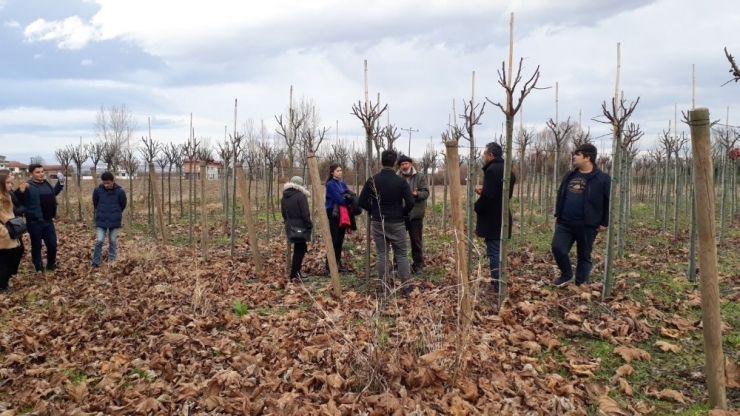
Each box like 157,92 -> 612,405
1,213 -> 740,415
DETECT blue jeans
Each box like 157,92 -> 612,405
27,220 -> 58,272
485,239 -> 501,291
93,227 -> 120,266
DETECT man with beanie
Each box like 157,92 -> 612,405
14,164 -> 64,272
552,143 -> 610,287
396,155 -> 429,274
474,142 -> 516,293
359,149 -> 415,297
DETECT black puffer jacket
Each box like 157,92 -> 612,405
281,183 -> 313,242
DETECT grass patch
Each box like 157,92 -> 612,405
61,369 -> 88,385
231,299 -> 249,316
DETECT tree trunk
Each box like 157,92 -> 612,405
149,163 -> 168,244
236,163 -> 264,274
200,161 -> 209,259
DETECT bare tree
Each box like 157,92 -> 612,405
121,148 -> 140,227
94,104 -> 137,152
545,118 -> 576,204
102,141 -> 123,173
486,57 -> 543,305
593,96 -> 641,297
29,156 -> 45,165
382,124 -> 401,152
275,95 -> 310,174
53,147 -> 72,218
723,47 -> 740,84
68,143 -> 88,220
87,142 -> 105,179
140,136 -> 161,237
516,127 -> 534,236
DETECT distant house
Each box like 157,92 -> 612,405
184,159 -> 222,180
7,161 -> 28,176
115,161 -> 138,180
42,164 -> 74,179
0,155 -> 7,170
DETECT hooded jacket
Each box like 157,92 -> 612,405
281,182 -> 313,242
14,179 -> 63,222
397,166 -> 429,220
93,183 -> 127,229
554,166 -> 611,228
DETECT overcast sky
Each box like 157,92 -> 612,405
1,0 -> 738,165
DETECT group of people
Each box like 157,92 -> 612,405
0,165 -> 127,293
281,141 -> 610,296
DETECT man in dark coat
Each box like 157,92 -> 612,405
14,164 -> 64,272
552,143 -> 610,287
359,149 -> 415,297
92,172 -> 127,267
474,142 -> 516,292
281,176 -> 313,282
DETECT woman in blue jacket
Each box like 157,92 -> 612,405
325,163 -> 349,273
91,172 -> 127,267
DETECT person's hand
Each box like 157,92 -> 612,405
598,225 -> 607,232
474,185 -> 482,195
412,189 -> 418,197
18,182 -> 28,193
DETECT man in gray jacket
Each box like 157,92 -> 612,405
397,155 -> 429,274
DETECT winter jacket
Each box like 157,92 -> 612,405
554,166 -> 611,228
0,202 -> 21,250
14,179 -> 63,222
475,158 -> 516,240
10,191 -> 25,218
93,183 -> 127,229
358,167 -> 414,224
325,178 -> 349,210
397,167 -> 429,220
281,182 -> 313,242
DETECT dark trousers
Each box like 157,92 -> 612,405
551,223 -> 598,285
0,246 -> 23,290
290,242 -> 308,278
27,220 -> 58,272
326,209 -> 346,268
405,218 -> 424,270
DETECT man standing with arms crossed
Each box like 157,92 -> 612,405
552,143 -> 611,287
396,155 -> 429,274
15,164 -> 64,273
359,150 -> 415,297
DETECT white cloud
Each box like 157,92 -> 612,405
81,59 -> 94,66
0,0 -> 6,11
23,16 -> 100,50
3,20 -> 20,28
33,54 -> 44,60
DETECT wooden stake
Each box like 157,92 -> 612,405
689,107 -> 727,410
364,59 -> 372,281
200,160 -> 208,260
308,153 -> 342,297
149,162 -> 168,244
236,163 -> 264,274
445,141 -> 471,327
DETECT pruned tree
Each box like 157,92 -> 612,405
459,95 -> 486,274
572,127 -> 593,147
183,138 -> 200,244
217,139 -> 234,227
68,143 -> 88,220
546,117 -> 576,205
163,143 -> 180,224
121,148 -> 140,227
29,156 -> 45,166
87,142 -> 105,179
155,148 -> 168,219
102,141 -> 123,173
594,96 -> 641,298
723,47 -> 740,84
275,90 -> 310,175
516,127 -> 534,236
658,125 -> 676,232
140,136 -> 161,237
383,124 -> 401,152
618,123 -> 644,254
486,57 -> 543,306
53,147 -> 72,218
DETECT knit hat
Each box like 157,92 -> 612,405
397,155 -> 413,165
290,176 -> 304,186
486,142 -> 503,158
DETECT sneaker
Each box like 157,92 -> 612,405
553,276 -> 573,287
290,273 -> 309,283
575,279 -> 590,287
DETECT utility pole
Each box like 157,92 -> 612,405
401,127 -> 419,157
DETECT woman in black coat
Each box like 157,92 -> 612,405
281,176 -> 313,282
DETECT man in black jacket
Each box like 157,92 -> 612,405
552,143 -> 611,287
474,142 -> 516,293
14,164 -> 64,273
359,150 -> 415,296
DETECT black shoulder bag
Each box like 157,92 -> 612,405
1,217 -> 27,239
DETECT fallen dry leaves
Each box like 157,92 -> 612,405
0,219 -> 736,414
